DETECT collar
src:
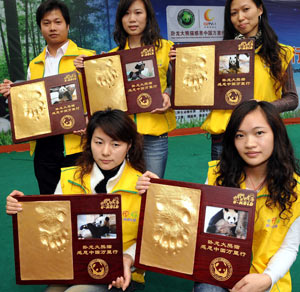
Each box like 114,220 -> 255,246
45,40 -> 69,58
34,39 -> 80,64
90,160 -> 126,193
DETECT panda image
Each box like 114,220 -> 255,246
206,208 -> 239,237
78,215 -> 110,239
58,86 -> 72,102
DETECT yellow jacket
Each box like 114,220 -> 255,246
29,40 -> 95,155
110,39 -> 176,136
207,160 -> 300,292
201,44 -> 294,134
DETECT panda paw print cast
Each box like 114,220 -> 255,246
153,196 -> 195,255
95,58 -> 118,88
35,206 -> 69,253
182,55 -> 208,92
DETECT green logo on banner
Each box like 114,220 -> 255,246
177,9 -> 195,28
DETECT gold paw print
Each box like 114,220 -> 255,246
153,196 -> 194,254
19,90 -> 46,120
35,206 -> 69,253
182,55 -> 208,92
96,58 -> 118,88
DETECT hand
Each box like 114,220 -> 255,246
230,273 -> 272,292
136,171 -> 159,195
151,93 -> 171,114
0,79 -> 13,97
6,190 -> 24,215
169,47 -> 177,61
73,54 -> 87,70
73,115 -> 88,136
108,254 -> 133,291
73,128 -> 86,136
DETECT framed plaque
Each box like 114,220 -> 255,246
12,194 -> 123,285
135,178 -> 256,289
8,71 -> 86,143
171,39 -> 255,109
82,45 -> 163,115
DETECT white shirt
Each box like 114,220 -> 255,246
27,41 -> 70,80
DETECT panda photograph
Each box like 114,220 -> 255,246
204,206 -> 248,239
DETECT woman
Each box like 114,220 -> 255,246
170,0 -> 298,160
137,100 -> 300,292
206,0 -> 298,160
74,0 -> 176,178
7,109 -> 146,292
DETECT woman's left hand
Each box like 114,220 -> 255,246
108,254 -> 133,291
230,273 -> 272,292
151,93 -> 171,114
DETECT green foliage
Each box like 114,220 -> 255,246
280,109 -> 300,119
0,130 -> 12,146
176,118 -> 204,129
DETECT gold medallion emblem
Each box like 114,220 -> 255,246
209,257 -> 233,281
137,93 -> 152,108
87,258 -> 109,279
225,89 -> 242,105
60,115 -> 75,129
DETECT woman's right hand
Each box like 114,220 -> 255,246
73,54 -> 87,70
0,79 -> 13,97
169,47 -> 177,61
6,190 -> 24,215
136,171 -> 159,195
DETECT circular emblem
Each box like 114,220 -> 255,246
137,93 -> 152,108
87,258 -> 109,279
177,9 -> 195,28
60,115 -> 75,129
209,257 -> 233,282
225,89 -> 242,106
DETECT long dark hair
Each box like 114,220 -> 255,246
76,109 -> 145,184
224,0 -> 288,93
217,100 -> 299,219
113,0 -> 162,50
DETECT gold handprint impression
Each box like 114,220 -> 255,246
182,55 -> 208,92
95,58 -> 118,88
18,90 -> 46,120
153,194 -> 196,255
35,206 -> 69,253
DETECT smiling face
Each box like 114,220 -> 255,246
91,127 -> 130,171
40,9 -> 69,51
230,0 -> 263,37
121,0 -> 147,39
234,108 -> 274,170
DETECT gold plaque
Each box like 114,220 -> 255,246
18,201 -> 73,280
10,81 -> 51,140
175,46 -> 215,107
84,55 -> 128,113
139,183 -> 201,274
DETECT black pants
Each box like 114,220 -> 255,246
34,135 -> 81,194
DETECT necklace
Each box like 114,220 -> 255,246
247,174 -> 266,191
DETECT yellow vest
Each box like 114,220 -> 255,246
29,40 -> 95,156
207,160 -> 300,292
201,44 -> 294,134
110,39 -> 177,136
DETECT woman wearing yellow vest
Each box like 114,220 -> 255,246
6,109 -> 146,292
137,100 -> 300,292
203,0 -> 298,160
74,0 -> 176,178
169,0 -> 298,160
